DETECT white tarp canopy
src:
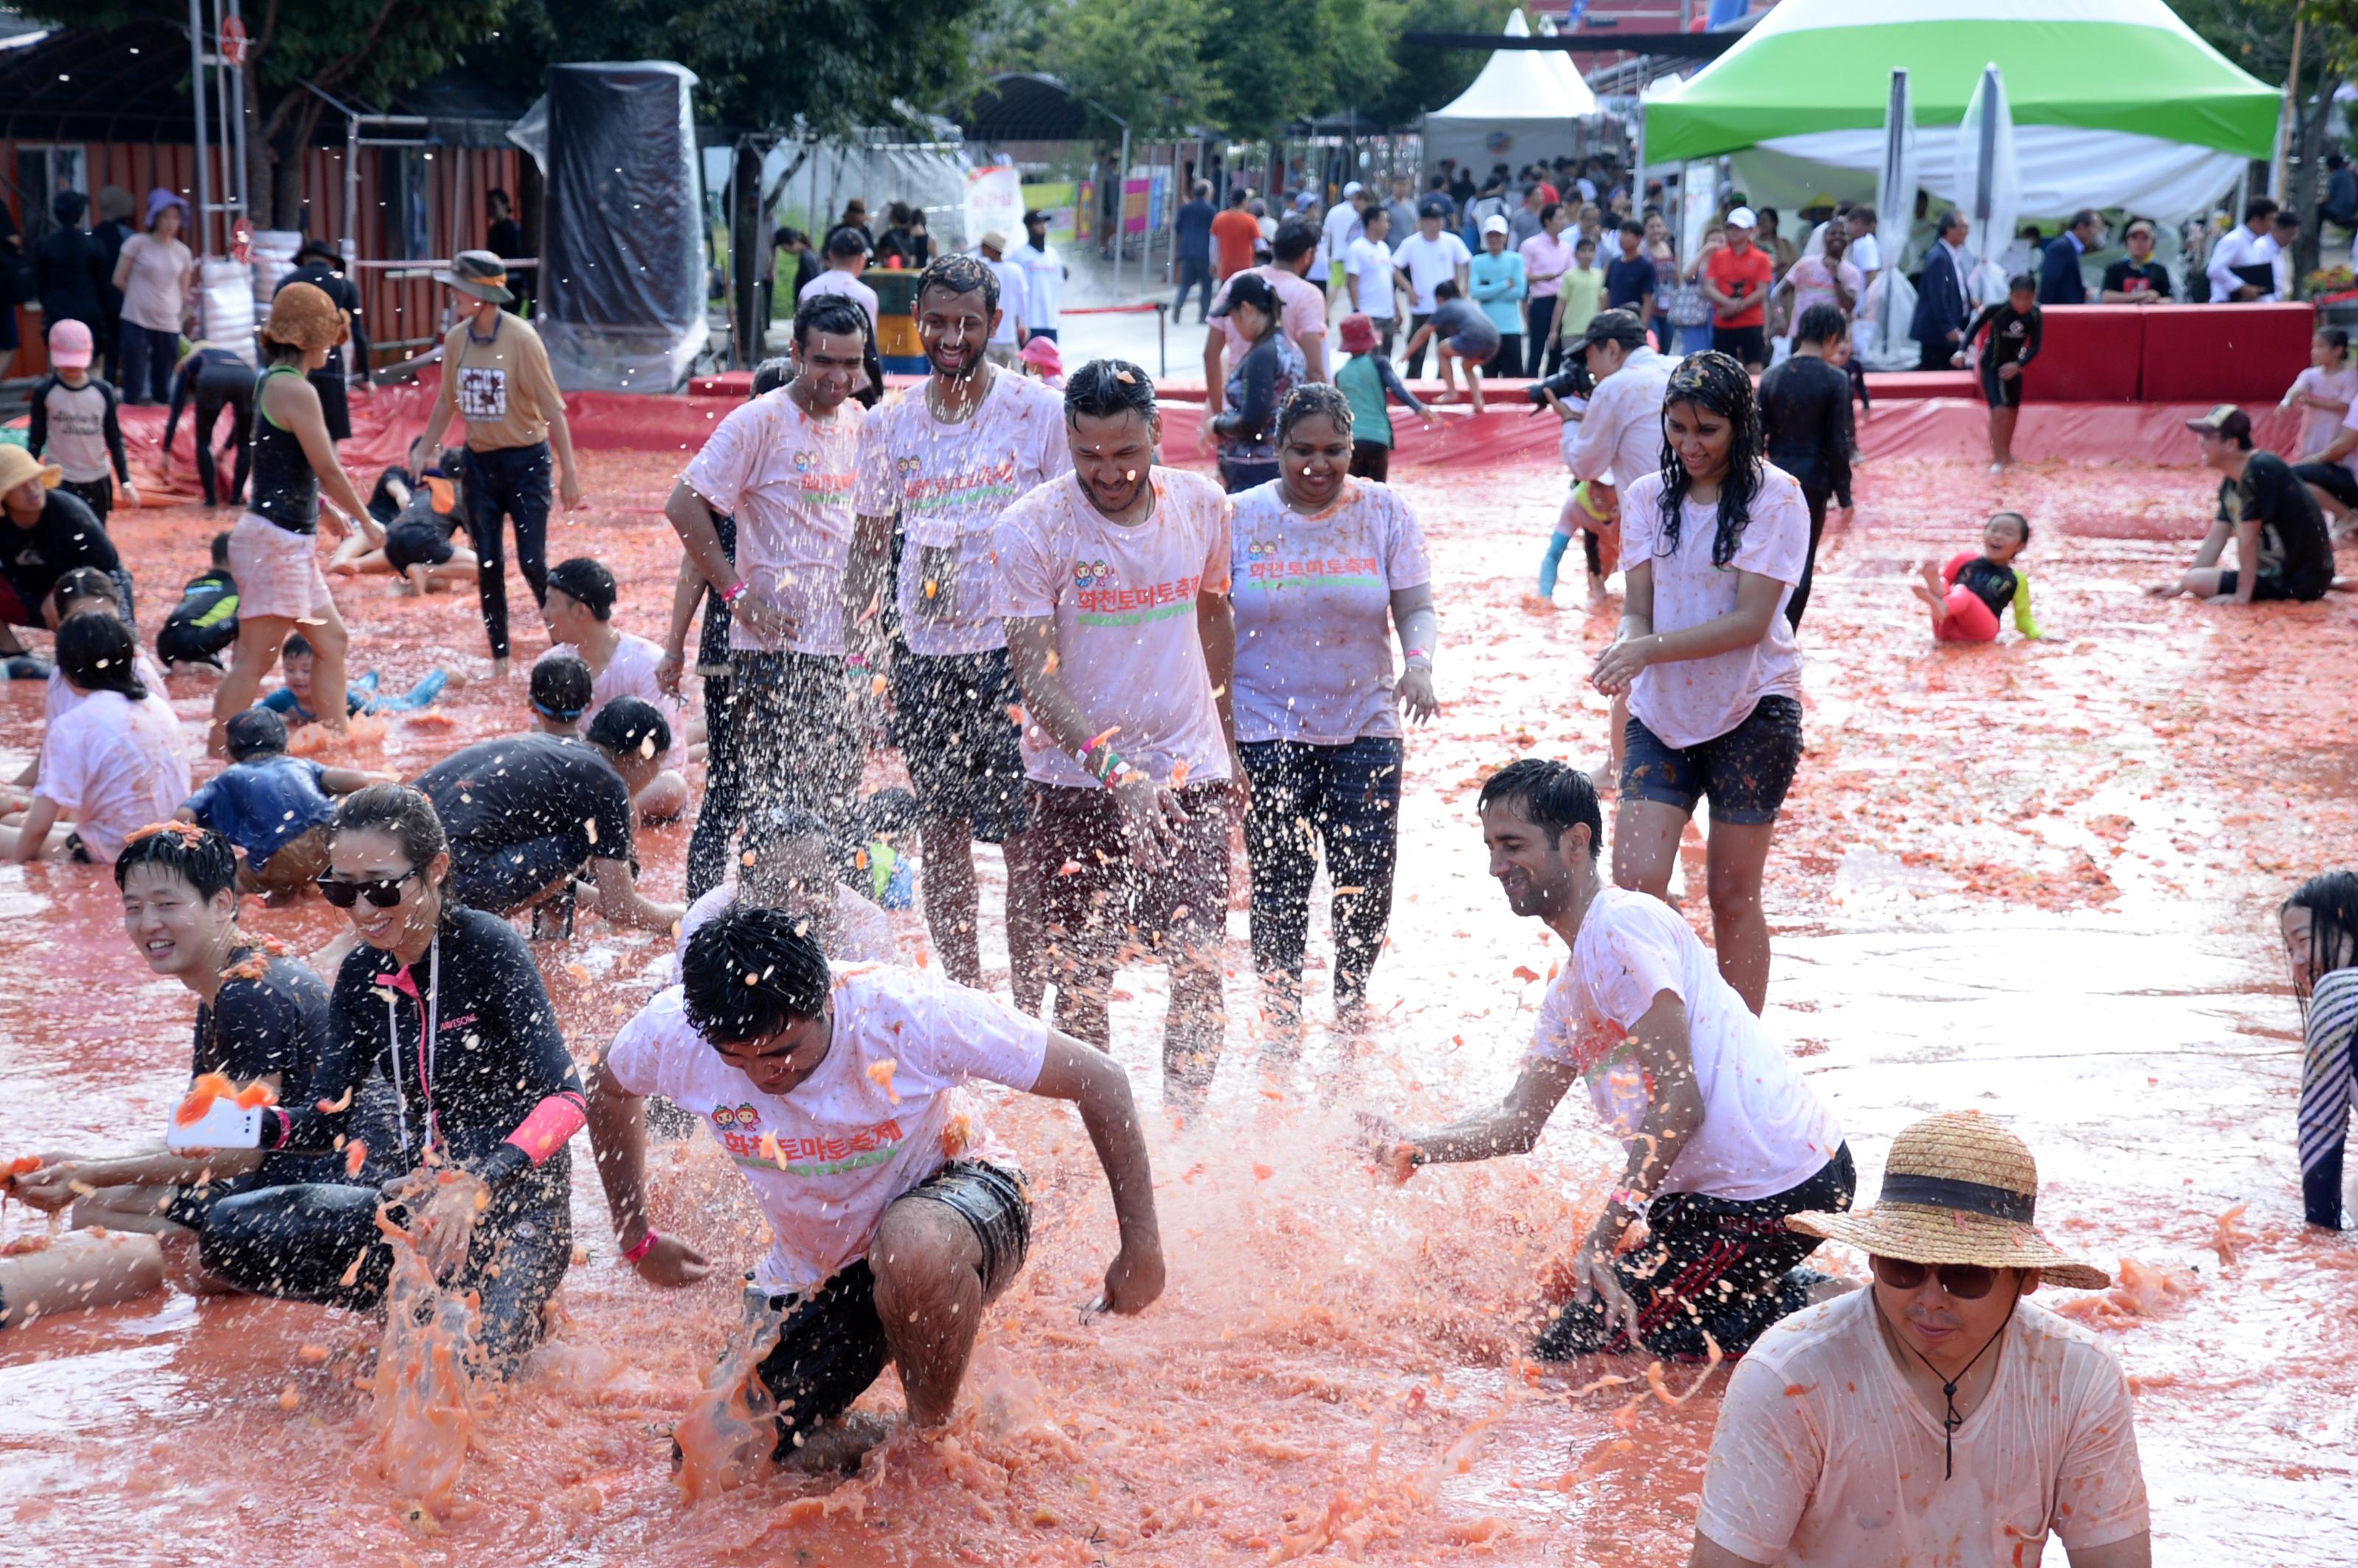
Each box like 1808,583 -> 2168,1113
1421,8 -> 1601,181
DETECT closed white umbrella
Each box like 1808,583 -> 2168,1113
1867,67 -> 1918,367
1953,63 -> 2021,309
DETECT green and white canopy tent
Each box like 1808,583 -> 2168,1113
1642,0 -> 2281,221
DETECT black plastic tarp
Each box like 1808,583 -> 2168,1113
540,61 -> 706,392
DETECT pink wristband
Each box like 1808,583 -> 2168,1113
720,580 -> 750,606
622,1230 -> 658,1265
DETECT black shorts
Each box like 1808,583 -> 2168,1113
889,648 -> 1030,841
59,476 -> 113,523
309,367 -> 351,444
753,1160 -> 1029,1457
1980,363 -> 2024,409
1711,323 -> 1768,366
2292,461 -> 2358,510
1623,694 -> 1804,825
2215,568 -> 2329,603
383,519 -> 456,572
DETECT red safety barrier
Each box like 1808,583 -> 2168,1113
2138,301 -> 2311,405
1061,304 -> 1167,315
2021,306 -> 2144,404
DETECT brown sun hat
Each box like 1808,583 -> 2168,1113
264,281 -> 349,351
437,248 -> 515,304
1787,1111 -> 2110,1289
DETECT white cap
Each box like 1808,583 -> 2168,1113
1343,181 -> 1364,197
1726,206 -> 1758,230
1481,214 -> 1511,236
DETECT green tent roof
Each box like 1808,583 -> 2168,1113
1646,0 -> 2281,166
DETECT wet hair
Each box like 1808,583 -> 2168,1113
281,632 -> 313,661
1989,511 -> 2032,547
49,565 -> 122,619
113,823 -> 239,900
210,531 -> 232,567
914,252 -> 998,318
1477,758 -> 1603,862
1433,280 -> 1461,302
1064,358 -> 1157,424
791,293 -> 885,409
2008,273 -> 2037,295
1276,382 -> 1354,446
330,783 -> 448,879
1654,351 -> 1766,569
57,610 -> 148,699
745,802 -> 834,860
545,556 -> 618,620
529,653 -> 592,722
2287,872 -> 2358,996
223,707 -> 291,761
2320,328 -> 2351,357
587,696 -> 671,762
751,356 -> 793,396
1794,304 -> 1849,347
681,905 -> 833,1044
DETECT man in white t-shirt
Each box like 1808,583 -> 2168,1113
589,906 -> 1164,1473
976,231 -> 1028,366
1343,206 -> 1400,353
993,360 -> 1239,1104
1376,758 -> 1849,1362
1692,1113 -> 2149,1568
847,255 -> 1071,1010
1392,198 -> 1472,377
1319,181 -> 1367,292
1016,209 -> 1066,341
665,293 -> 871,829
798,228 -> 880,331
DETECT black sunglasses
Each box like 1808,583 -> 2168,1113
315,867 -> 424,909
1870,1255 -> 1999,1301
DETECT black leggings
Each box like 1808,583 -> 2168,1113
1240,735 -> 1403,1008
462,443 -> 553,661
685,673 -> 745,901
1535,1144 -> 1855,1363
193,366 -> 255,508
1786,485 -> 1829,631
200,1158 -> 573,1375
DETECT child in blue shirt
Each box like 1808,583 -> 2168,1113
178,708 -> 386,892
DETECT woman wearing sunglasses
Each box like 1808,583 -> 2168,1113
1690,1113 -> 2151,1568
200,784 -> 587,1373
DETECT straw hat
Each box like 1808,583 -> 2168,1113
1787,1112 -> 2110,1289
264,281 -> 349,351
0,446 -> 62,495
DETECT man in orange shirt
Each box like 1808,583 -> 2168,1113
1210,189 -> 1261,282
1703,206 -> 1777,371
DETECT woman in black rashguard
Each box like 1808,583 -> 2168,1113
201,785 -> 586,1373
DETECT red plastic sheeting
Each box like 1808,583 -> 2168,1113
1854,399 -> 2303,466
2139,301 -> 2312,405
2021,307 -> 2145,405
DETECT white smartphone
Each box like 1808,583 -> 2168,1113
165,1099 -> 263,1152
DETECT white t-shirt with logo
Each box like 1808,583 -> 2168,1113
852,373 -> 1071,657
682,390 -> 866,657
1345,236 -> 1398,321
539,631 -> 685,770
1529,886 -> 1839,1201
1617,464 -> 1809,749
606,966 -> 1046,1295
1228,479 -> 1430,745
1698,1290 -> 2149,1567
36,689 -> 192,864
1393,231 -> 1472,314
992,468 -> 1234,791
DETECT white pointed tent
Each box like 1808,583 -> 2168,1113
1421,8 -> 1602,182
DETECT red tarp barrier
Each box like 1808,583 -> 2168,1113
2022,306 -> 2145,404
1854,399 -> 2303,465
2138,301 -> 2312,404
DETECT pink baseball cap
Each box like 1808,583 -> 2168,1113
48,318 -> 93,369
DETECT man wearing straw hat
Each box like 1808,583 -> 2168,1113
1689,1111 -> 2151,1568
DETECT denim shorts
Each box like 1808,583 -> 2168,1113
1622,695 -> 1802,825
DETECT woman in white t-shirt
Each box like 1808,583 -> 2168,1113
1230,385 -> 1438,1033
110,189 -> 197,405
1,611 -> 190,864
1591,352 -> 1808,1015
542,554 -> 691,822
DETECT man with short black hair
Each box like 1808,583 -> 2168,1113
1203,218 -> 1329,430
1393,199 -> 1472,377
2208,196 -> 2283,302
1173,179 -> 1218,321
1373,757 -> 1850,1363
2039,209 -> 2102,304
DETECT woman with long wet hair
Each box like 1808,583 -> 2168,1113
1589,351 -> 1810,1015
2284,870 -> 2358,1228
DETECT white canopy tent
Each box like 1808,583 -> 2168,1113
1421,8 -> 1603,182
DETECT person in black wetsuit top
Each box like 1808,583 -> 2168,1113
1755,304 -> 1855,631
159,342 -> 257,508
413,700 -> 684,935
11,825 -> 349,1245
2154,405 -> 2354,606
1958,275 -> 2040,473
198,785 -> 587,1372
